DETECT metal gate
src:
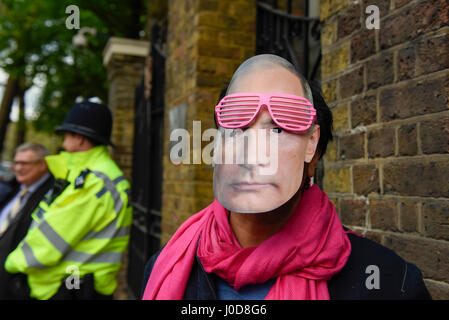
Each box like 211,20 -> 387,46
127,24 -> 166,299
256,0 -> 321,79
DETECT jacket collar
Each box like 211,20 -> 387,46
45,146 -> 109,180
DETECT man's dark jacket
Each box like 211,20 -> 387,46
0,175 -> 54,299
141,231 -> 432,300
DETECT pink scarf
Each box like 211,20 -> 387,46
142,184 -> 351,300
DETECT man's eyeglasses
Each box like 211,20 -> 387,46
215,93 -> 317,133
13,160 -> 42,167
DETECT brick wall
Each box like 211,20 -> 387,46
320,0 -> 449,299
161,0 -> 256,243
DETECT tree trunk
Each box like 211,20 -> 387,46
0,75 -> 18,156
16,91 -> 26,148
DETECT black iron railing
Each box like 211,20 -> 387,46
127,23 -> 166,299
256,0 -> 321,80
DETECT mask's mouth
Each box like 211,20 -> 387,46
214,162 -> 310,214
229,181 -> 276,192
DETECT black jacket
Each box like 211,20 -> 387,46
0,175 -> 54,299
142,231 -> 432,300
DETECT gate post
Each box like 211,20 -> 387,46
103,37 -> 150,182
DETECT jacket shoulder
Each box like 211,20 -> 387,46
89,154 -> 125,177
328,232 -> 431,300
86,161 -> 130,193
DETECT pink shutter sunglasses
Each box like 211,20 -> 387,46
215,93 -> 317,133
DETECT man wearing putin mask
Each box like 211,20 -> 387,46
142,54 -> 431,300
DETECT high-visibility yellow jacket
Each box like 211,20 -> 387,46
5,146 -> 132,300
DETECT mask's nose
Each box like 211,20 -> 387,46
235,126 -> 272,171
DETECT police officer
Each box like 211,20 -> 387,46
4,101 -> 132,300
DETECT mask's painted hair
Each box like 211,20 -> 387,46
226,54 -> 314,106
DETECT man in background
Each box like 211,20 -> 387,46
0,143 -> 54,299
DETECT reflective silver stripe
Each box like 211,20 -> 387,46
22,242 -> 45,269
38,220 -> 71,255
83,221 -> 130,240
87,173 -> 129,241
113,226 -> 130,238
91,171 -> 124,214
96,175 -> 126,199
92,251 -> 123,263
63,250 -> 123,264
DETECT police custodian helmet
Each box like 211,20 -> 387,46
55,100 -> 114,146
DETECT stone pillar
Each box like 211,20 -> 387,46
103,37 -> 149,300
103,37 -> 150,182
320,0 -> 449,299
161,0 -> 256,243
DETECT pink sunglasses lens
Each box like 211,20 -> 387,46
216,95 -> 260,128
269,95 -> 316,131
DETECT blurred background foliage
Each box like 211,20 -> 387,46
0,0 -> 154,157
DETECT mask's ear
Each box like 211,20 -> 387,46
307,151 -> 321,178
304,125 -> 320,164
